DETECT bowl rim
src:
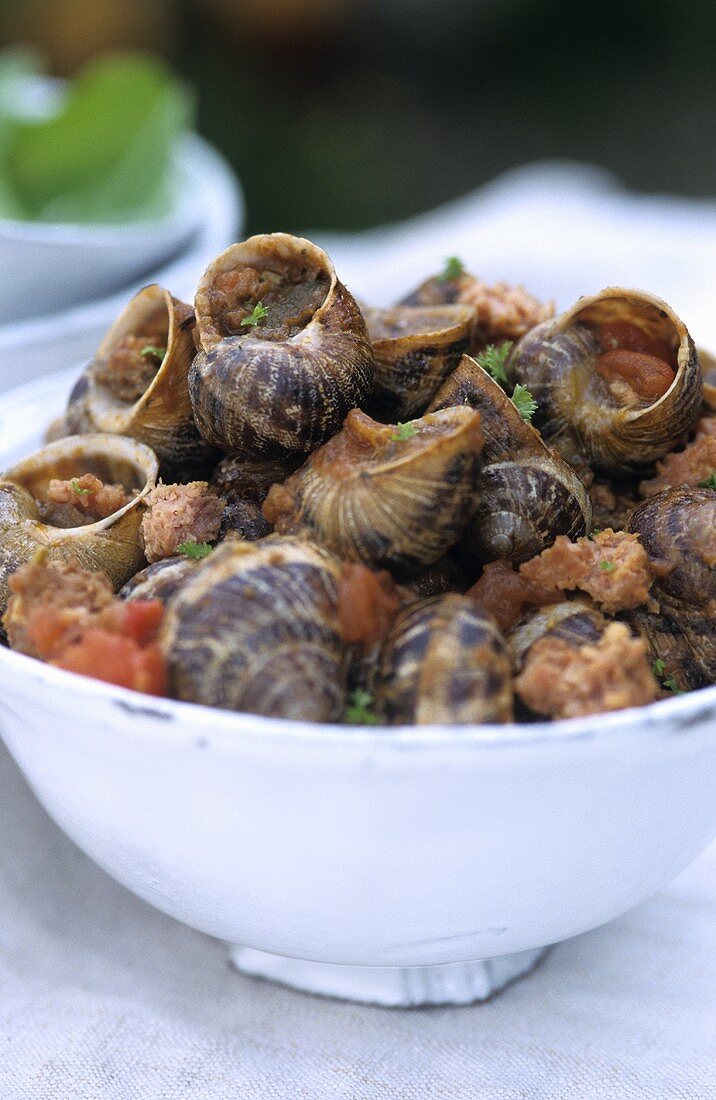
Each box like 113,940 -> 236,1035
1,641 -> 713,751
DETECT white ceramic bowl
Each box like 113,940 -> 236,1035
0,134 -> 243,389
0,369 -> 715,1006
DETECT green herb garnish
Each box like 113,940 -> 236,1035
697,472 -> 716,489
390,422 -> 418,442
653,658 -> 684,694
71,479 -> 90,495
598,560 -> 616,572
438,255 -> 464,281
344,688 -> 379,726
510,383 -> 538,422
240,301 -> 268,328
141,344 -> 166,360
476,341 -> 513,385
177,541 -> 213,560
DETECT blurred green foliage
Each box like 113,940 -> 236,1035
0,51 -> 191,222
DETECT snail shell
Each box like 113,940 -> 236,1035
159,536 -> 348,720
262,406 -> 484,575
210,452 -> 301,504
627,486 -> 716,689
698,347 -> 716,412
189,234 -> 374,456
120,555 -> 197,603
509,600 -> 607,671
0,434 -> 157,615
362,304 -> 473,420
374,594 -> 513,724
66,284 -> 214,480
428,354 -> 592,564
506,287 -> 702,473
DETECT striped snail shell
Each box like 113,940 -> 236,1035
189,234 -> 374,456
509,600 -> 608,672
362,304 -> 474,420
159,536 -> 348,721
374,594 -> 513,724
0,434 -> 157,616
66,284 -> 215,480
262,406 -> 484,575
120,555 -> 197,604
506,287 -> 702,473
428,354 -> 591,565
627,487 -> 716,690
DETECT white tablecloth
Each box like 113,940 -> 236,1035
2,162 -> 716,1098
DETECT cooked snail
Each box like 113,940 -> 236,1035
120,555 -> 198,604
627,487 -> 716,690
0,434 -> 157,616
263,406 -> 484,574
209,452 -> 301,504
428,354 -> 592,564
160,536 -> 348,720
66,284 -> 214,480
506,287 -> 702,472
698,347 -> 716,412
189,234 -> 374,456
509,600 -> 608,671
373,594 -> 513,724
400,268 -> 554,353
362,304 -> 473,420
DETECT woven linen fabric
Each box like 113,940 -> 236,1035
1,738 -> 715,1099
2,163 -> 716,1098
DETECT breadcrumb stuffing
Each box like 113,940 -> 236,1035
140,482 -> 226,563
518,529 -> 657,614
514,622 -> 660,719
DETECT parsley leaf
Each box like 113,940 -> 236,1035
438,256 -> 464,281
240,301 -> 268,328
475,341 -> 513,385
390,422 -> 418,442
71,479 -> 90,495
344,688 -> 379,726
652,657 -> 684,694
510,383 -> 538,422
598,560 -> 616,572
697,472 -> 716,489
141,344 -> 166,360
177,541 -> 213,560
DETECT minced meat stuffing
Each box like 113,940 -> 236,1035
514,621 -> 660,719
4,558 -> 114,659
140,482 -> 226,563
518,528 -> 658,614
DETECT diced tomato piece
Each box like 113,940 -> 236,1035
54,629 -> 168,697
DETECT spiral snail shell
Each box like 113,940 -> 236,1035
373,594 -> 513,724
428,354 -> 592,564
189,234 -> 374,456
0,434 -> 157,616
627,487 -> 716,690
159,536 -> 348,720
262,406 -> 484,575
506,287 -> 702,473
66,284 -> 214,480
362,304 -> 474,420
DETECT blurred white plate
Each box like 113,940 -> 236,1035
0,133 -> 242,388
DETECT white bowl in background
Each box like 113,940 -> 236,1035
0,368 -> 714,1007
0,136 -> 202,326
0,133 -> 243,389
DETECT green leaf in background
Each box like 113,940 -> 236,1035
0,52 -> 192,224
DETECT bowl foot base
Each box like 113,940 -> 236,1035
228,944 -> 549,1006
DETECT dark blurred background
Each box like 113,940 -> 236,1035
2,0 -> 714,234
